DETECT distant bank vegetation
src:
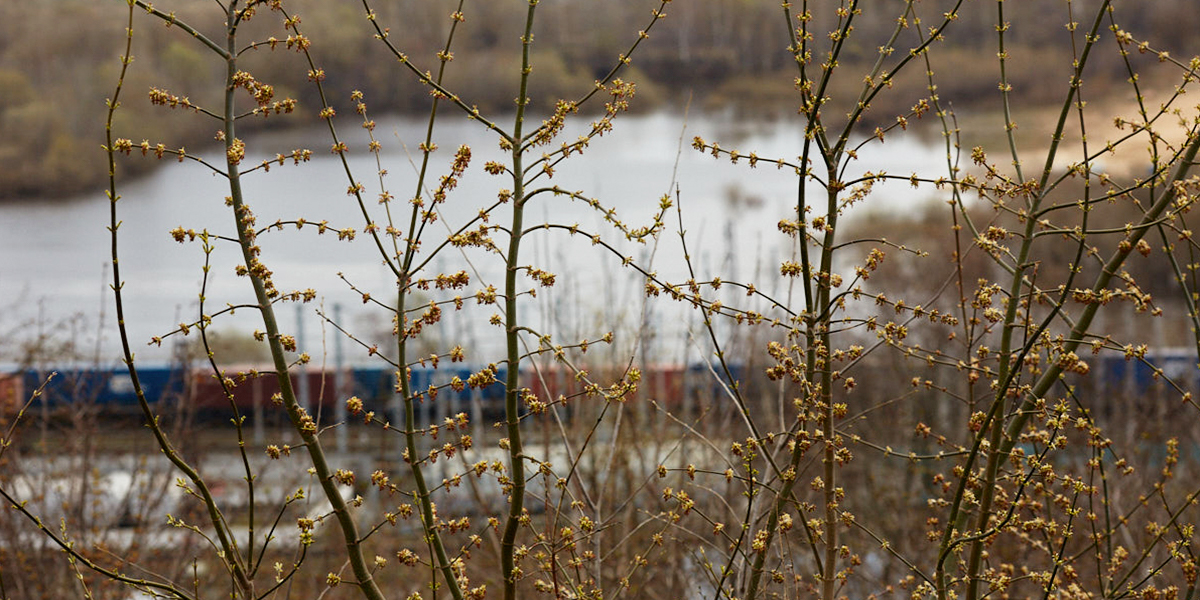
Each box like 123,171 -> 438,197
2,0 -> 1194,200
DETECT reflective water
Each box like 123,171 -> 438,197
1,111 -> 945,364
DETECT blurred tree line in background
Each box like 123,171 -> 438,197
1,0 -> 1195,200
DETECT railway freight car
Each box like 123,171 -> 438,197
8,366 -> 190,416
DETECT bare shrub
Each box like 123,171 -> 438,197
4,1 -> 1200,600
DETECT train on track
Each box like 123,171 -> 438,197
1,348 -> 1195,422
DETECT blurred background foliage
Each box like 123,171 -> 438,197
1,0 -> 1196,200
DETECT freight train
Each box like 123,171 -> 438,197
2,348 -> 1194,422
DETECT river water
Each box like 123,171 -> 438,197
1,111 -> 945,366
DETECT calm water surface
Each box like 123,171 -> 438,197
1,112 -> 945,364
